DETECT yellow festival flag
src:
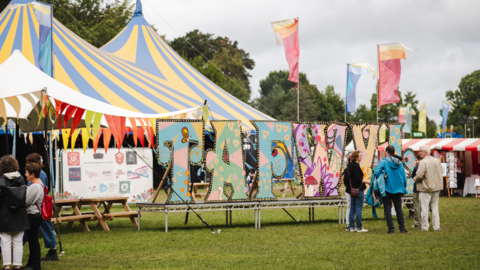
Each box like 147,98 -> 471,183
418,102 -> 426,134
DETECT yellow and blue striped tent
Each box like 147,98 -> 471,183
0,0 -> 274,129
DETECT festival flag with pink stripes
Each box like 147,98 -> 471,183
272,18 -> 300,86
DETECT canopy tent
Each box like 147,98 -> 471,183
378,138 -> 480,152
0,0 -> 274,130
0,50 -> 199,132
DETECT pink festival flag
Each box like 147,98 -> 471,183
377,43 -> 416,110
272,18 -> 299,86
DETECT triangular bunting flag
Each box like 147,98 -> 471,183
61,128 -> 71,152
103,128 -> 112,153
93,128 -> 102,154
71,129 -> 80,152
129,118 -> 137,147
80,128 -> 90,153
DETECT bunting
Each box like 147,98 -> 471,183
92,128 -> 102,154
80,128 -> 90,153
71,129 -> 80,152
103,129 -> 112,153
61,128 -> 71,152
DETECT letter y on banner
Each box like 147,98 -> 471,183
156,120 -> 204,204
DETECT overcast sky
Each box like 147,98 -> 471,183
140,0 -> 480,124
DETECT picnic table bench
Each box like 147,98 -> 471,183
52,197 -> 139,232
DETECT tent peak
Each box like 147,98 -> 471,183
134,0 -> 143,17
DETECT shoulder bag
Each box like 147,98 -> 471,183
347,165 -> 360,197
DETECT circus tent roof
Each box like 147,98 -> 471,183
0,0 -> 274,129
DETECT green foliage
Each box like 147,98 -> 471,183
43,0 -> 134,48
170,30 -> 255,99
444,70 -> 480,137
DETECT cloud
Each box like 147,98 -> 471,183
141,0 -> 480,124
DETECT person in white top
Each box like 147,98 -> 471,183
23,163 -> 45,270
454,153 -> 464,196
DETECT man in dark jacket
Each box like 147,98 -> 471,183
373,145 -> 408,234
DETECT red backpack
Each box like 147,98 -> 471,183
35,183 -> 53,221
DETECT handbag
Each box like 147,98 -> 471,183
347,166 -> 360,197
2,185 -> 27,209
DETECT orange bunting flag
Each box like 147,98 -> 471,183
92,128 -> 102,154
105,115 -> 127,151
103,128 -> 112,153
137,126 -> 145,148
63,106 -> 77,131
129,118 -> 137,147
57,103 -> 69,130
55,99 -> 63,117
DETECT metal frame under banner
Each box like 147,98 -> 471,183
136,198 -> 347,233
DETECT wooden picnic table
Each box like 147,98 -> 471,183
52,199 -> 94,232
79,197 -> 139,231
191,183 -> 210,199
52,197 -> 139,232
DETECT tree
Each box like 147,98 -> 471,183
322,85 -> 344,121
259,71 -> 308,98
170,30 -> 255,98
44,0 -> 134,48
444,70 -> 480,137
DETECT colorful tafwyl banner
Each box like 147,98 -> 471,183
156,120 -> 406,203
57,148 -> 153,202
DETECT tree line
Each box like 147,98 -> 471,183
4,0 -> 479,138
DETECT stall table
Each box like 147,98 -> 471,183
463,177 -> 480,197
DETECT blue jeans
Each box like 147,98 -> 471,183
40,219 -> 57,249
349,190 -> 364,229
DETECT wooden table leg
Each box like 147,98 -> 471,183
90,202 -> 110,231
97,202 -> 114,227
73,203 -> 90,232
122,201 -> 138,227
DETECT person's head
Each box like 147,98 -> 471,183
419,145 -> 430,159
349,150 -> 362,164
249,170 -> 256,176
26,153 -> 43,167
25,163 -> 42,182
385,145 -> 395,156
0,156 -> 19,175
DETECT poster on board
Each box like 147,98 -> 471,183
58,148 -> 153,203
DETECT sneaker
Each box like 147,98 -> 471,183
407,210 -> 414,219
418,228 -> 428,231
356,228 -> 368,232
400,230 -> 408,234
434,228 -> 442,231
41,248 -> 59,261
345,226 -> 350,231
349,228 -> 356,232
387,231 -> 394,234
412,224 -> 420,228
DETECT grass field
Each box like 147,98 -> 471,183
9,187 -> 480,269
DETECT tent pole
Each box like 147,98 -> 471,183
5,122 -> 9,155
44,91 -> 64,255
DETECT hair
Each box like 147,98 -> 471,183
25,163 -> 42,178
26,153 -> 43,167
416,154 -> 422,160
419,145 -> 431,153
249,170 -> 256,175
348,150 -> 361,165
386,145 -> 395,155
0,156 -> 19,175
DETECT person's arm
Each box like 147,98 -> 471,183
413,160 -> 427,183
373,160 -> 385,178
26,184 -> 41,206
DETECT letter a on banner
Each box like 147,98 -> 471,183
205,121 -> 247,202
251,121 -> 294,201
156,120 -> 204,204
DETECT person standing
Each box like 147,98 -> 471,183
413,145 -> 443,231
23,163 -> 45,270
26,154 -> 58,261
0,156 -> 29,270
411,155 -> 422,228
347,150 -> 369,232
454,153 -> 464,196
373,145 -> 408,234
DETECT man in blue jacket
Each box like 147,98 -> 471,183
374,145 -> 408,234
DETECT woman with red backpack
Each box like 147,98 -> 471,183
23,163 -> 45,270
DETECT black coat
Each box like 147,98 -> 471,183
346,161 -> 366,192
0,175 -> 30,232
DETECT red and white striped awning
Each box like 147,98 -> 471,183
377,138 -> 480,152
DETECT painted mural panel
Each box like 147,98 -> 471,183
205,121 -> 248,202
293,123 -> 347,199
402,148 -> 416,195
156,120 -> 204,204
349,123 -> 380,182
251,121 -> 293,200
388,124 -> 404,156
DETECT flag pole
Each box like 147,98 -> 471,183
377,44 -> 380,123
345,63 -> 348,122
297,17 -> 299,122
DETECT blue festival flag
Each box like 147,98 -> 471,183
442,101 -> 453,131
346,63 -> 376,113
31,2 -> 53,77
